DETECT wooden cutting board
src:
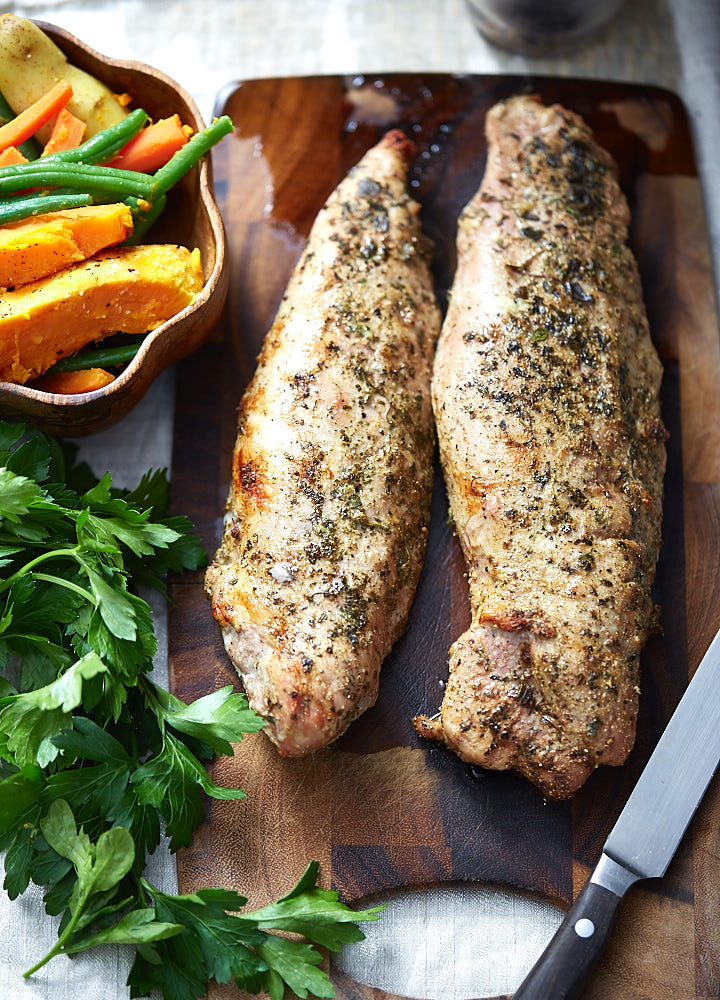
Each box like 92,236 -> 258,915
168,75 -> 720,1000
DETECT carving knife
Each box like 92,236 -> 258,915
513,624 -> 720,999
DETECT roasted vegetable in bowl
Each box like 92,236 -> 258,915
0,14 -> 231,397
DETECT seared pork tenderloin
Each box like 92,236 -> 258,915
414,96 -> 666,799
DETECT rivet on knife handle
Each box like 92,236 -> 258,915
513,854 -> 640,1000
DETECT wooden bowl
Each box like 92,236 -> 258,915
0,21 -> 229,436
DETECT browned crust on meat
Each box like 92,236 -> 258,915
412,712 -> 444,740
380,128 -> 415,161
418,95 -> 666,799
478,607 -> 557,638
205,131 -> 441,756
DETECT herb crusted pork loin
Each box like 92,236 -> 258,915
206,131 -> 441,756
414,95 -> 666,799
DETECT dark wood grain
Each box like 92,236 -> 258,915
168,76 -> 720,1000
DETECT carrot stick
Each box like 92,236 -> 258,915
0,80 -> 74,153
0,146 -> 28,166
33,367 -> 115,394
0,89 -> 40,160
105,114 -> 191,173
42,108 -> 86,156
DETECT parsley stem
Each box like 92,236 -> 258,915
0,546 -> 81,596
24,896 -> 87,977
32,571 -> 96,606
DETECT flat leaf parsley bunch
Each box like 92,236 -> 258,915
0,422 -> 381,999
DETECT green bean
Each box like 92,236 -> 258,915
0,192 -> 92,226
34,185 -> 126,203
46,342 -> 142,374
0,162 -> 155,199
0,159 -> 155,187
0,90 -> 40,161
124,193 -> 167,244
152,116 -> 233,197
42,109 -> 149,165
0,108 -> 234,242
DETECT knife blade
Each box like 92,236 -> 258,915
513,623 -> 720,1000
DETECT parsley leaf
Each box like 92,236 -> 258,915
0,467 -> 42,521
246,861 -> 384,950
40,799 -> 134,900
130,864 -> 383,1000
64,907 -> 184,954
255,935 -> 334,1000
0,652 -> 107,767
127,931 -> 210,1000
23,799 -> 136,976
139,881 -> 266,986
0,764 -> 44,845
131,731 -> 247,851
148,683 -> 265,757
4,822 -> 36,899
0,421 -> 25,458
0,421 -> 380,998
52,714 -> 132,765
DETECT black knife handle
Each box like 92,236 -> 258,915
513,879 -> 625,1000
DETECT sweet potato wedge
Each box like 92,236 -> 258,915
0,203 -> 134,289
0,244 -> 203,384
33,367 -> 115,394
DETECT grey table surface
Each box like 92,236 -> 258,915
1,2 -> 719,999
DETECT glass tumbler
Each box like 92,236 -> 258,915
465,0 -> 627,55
